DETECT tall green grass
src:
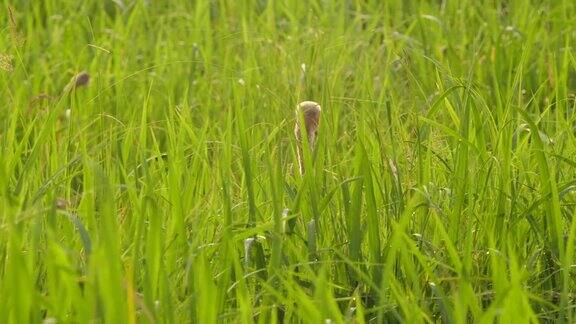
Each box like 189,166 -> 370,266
1,0 -> 575,322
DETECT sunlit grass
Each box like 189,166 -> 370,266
1,0 -> 575,322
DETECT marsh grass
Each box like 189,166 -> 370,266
1,1 -> 575,323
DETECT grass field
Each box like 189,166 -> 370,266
1,0 -> 576,322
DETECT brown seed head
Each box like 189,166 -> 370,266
74,71 -> 90,87
63,71 -> 90,94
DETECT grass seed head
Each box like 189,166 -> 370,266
0,54 -> 14,72
8,6 -> 25,47
74,71 -> 90,87
63,71 -> 90,94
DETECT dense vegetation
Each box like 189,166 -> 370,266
1,0 -> 575,322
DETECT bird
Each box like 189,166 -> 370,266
294,101 -> 321,175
